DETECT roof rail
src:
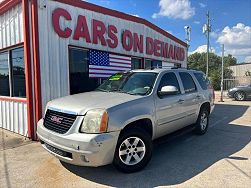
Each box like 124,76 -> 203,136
171,67 -> 187,69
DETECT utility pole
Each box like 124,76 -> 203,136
184,26 -> 191,68
219,44 -> 224,102
203,11 -> 211,77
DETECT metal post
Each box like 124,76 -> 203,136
206,11 -> 210,77
219,44 -> 224,102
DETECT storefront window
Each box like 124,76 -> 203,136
131,58 -> 143,69
145,59 -> 151,69
69,47 -> 99,95
11,47 -> 26,97
152,60 -> 162,68
0,47 -> 25,97
0,52 -> 10,96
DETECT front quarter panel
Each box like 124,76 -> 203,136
107,95 -> 156,138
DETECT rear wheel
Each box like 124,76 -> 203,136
234,91 -> 246,101
194,107 -> 209,135
113,128 -> 152,173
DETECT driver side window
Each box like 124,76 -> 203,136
158,72 -> 181,94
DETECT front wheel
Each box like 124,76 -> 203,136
113,128 -> 152,173
234,91 -> 246,101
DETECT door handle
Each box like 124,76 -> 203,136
177,99 -> 185,104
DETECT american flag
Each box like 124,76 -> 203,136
89,50 -> 131,78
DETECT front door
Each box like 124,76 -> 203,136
155,72 -> 186,137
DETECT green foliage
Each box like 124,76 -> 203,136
188,52 -> 236,90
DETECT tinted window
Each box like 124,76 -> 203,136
179,72 -> 197,93
158,72 -> 180,94
69,48 -> 99,95
0,52 -> 10,96
12,47 -> 26,97
194,72 -> 209,90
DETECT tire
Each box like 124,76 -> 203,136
234,91 -> 246,101
194,107 -> 209,135
113,127 -> 153,173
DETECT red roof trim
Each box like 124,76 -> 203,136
0,0 -> 21,15
54,0 -> 187,47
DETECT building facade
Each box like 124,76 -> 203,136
0,0 -> 188,139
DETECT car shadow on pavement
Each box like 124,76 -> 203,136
61,103 -> 251,188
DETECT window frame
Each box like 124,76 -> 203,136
193,72 -> 209,90
157,72 -> 181,98
0,45 -> 25,98
178,72 -> 198,94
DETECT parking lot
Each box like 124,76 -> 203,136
1,99 -> 251,188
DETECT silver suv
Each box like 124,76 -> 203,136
37,68 -> 215,173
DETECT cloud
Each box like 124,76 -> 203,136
210,31 -> 219,39
190,45 -> 216,54
193,21 -> 200,24
152,0 -> 195,20
199,2 -> 206,8
244,56 -> 251,63
132,14 -> 140,17
216,23 -> 251,61
166,30 -> 173,34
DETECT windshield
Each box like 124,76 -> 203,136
96,72 -> 158,95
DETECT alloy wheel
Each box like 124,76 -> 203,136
200,112 -> 208,130
118,137 -> 146,166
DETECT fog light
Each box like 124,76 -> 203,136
80,155 -> 89,163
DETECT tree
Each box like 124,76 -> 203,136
188,52 -> 236,90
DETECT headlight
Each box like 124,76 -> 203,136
80,109 -> 108,133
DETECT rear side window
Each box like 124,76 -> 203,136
179,72 -> 197,93
194,73 -> 210,90
158,72 -> 181,94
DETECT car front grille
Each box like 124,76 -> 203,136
43,109 -> 77,134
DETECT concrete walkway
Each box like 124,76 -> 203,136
1,100 -> 251,188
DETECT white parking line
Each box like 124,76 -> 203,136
210,116 -> 229,128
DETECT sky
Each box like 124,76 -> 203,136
86,0 -> 251,63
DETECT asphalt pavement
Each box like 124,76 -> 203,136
1,99 -> 251,188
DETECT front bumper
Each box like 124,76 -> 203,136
37,119 -> 120,167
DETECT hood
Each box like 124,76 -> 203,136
47,91 -> 143,115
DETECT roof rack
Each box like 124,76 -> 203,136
145,65 -> 187,70
171,67 -> 187,69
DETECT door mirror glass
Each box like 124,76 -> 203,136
158,86 -> 178,96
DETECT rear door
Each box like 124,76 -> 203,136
178,72 -> 200,126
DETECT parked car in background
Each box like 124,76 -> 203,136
227,84 -> 251,101
37,68 -> 215,173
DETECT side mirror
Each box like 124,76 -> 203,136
158,86 -> 178,97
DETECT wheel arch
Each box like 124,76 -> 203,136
199,102 -> 210,114
120,118 -> 154,139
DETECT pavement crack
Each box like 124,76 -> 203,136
225,158 -> 251,179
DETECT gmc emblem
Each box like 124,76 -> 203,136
51,116 -> 63,124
